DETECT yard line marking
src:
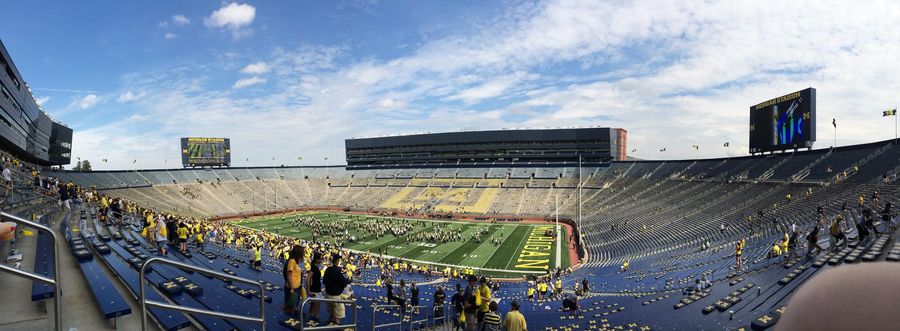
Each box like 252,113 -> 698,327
503,225 -> 533,270
480,224 -> 520,269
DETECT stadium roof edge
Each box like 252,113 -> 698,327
346,125 -> 614,140
49,164 -> 347,174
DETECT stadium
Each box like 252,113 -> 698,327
2,2 -> 900,331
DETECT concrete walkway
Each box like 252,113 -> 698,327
0,206 -> 174,331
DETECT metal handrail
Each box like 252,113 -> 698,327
408,305 -> 428,329
0,211 -> 62,331
372,304 -> 403,330
298,296 -> 358,331
139,257 -> 266,330
431,304 -> 448,327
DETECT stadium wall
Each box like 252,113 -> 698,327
345,127 -> 623,168
0,38 -> 72,166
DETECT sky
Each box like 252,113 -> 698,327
2,0 -> 900,170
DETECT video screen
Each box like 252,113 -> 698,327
181,137 -> 231,166
749,88 -> 816,153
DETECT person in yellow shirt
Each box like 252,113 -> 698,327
100,196 -> 110,217
780,234 -> 789,256
346,263 -> 357,280
30,169 -> 39,192
283,245 -> 305,316
503,300 -> 527,331
177,222 -> 189,252
553,278 -> 562,296
251,245 -> 263,270
527,287 -> 535,301
477,277 -> 492,324
770,241 -> 782,259
194,231 -> 205,252
539,281 -> 548,300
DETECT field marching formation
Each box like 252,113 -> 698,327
232,211 -> 571,277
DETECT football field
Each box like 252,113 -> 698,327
231,211 -> 570,276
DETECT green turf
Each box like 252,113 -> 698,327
231,211 -> 570,275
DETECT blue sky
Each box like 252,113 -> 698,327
2,0 -> 900,169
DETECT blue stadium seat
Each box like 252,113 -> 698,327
30,219 -> 55,301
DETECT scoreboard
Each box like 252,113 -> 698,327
749,88 -> 816,153
181,137 -> 231,167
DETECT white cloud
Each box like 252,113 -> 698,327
232,76 -> 267,89
376,98 -> 407,109
240,62 -> 270,75
127,114 -> 148,122
172,14 -> 190,26
204,3 -> 256,39
117,91 -> 146,103
164,32 -> 177,40
77,94 -> 99,109
158,21 -> 168,28
447,71 -> 535,104
35,96 -> 50,106
73,1 -> 900,169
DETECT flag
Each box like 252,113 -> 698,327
832,118 -> 836,128
297,156 -> 302,160
659,148 -> 666,152
630,149 -> 636,153
132,159 -> 137,164
723,142 -> 730,147
76,157 -> 81,161
324,157 -> 329,160
883,108 -> 897,117
246,158 -> 249,162
101,158 -> 108,163
692,145 -> 699,150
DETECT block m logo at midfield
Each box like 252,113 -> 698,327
379,178 -> 501,213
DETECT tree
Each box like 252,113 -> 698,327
81,160 -> 92,171
73,160 -> 82,171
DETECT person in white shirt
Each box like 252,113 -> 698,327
155,218 -> 168,255
2,167 -> 10,181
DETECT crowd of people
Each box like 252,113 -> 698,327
730,191 -> 898,270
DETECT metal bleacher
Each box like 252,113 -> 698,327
61,212 -> 133,321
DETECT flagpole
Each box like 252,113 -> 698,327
833,119 -> 837,148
